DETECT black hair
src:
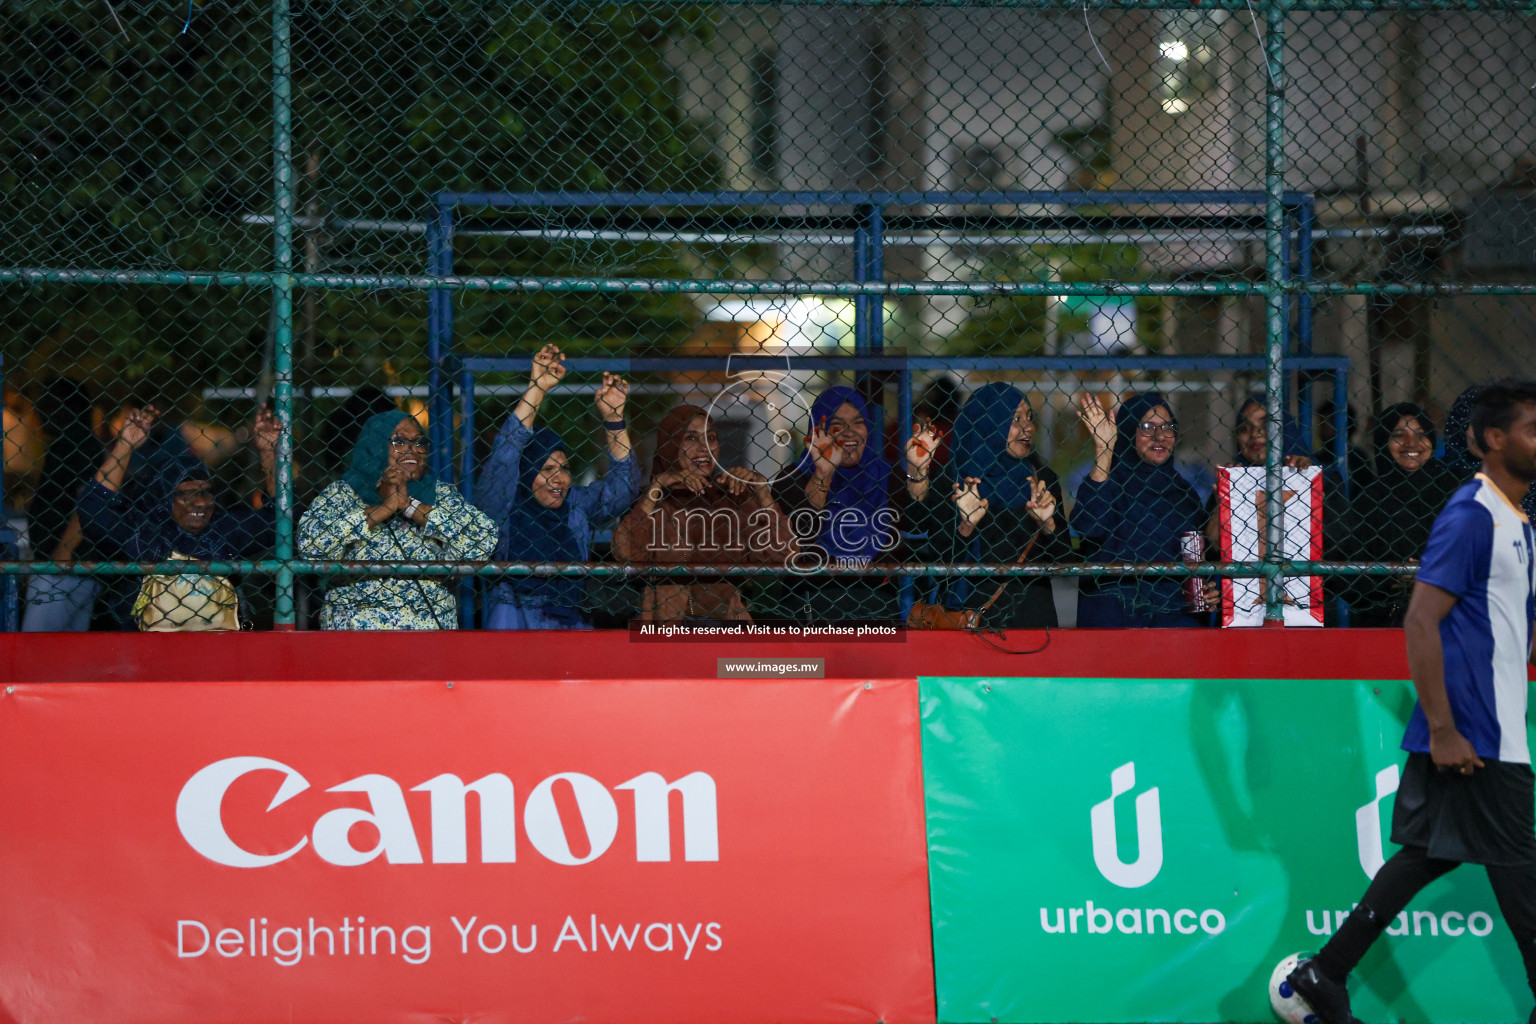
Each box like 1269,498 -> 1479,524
1470,379 -> 1536,453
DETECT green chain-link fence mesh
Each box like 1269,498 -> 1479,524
3,0 -> 1534,632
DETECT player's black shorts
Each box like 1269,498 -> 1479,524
1391,751 -> 1536,866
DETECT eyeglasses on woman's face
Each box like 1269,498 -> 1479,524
388,435 -> 431,451
1137,420 -> 1179,439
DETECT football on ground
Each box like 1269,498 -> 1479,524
1270,952 -> 1320,1024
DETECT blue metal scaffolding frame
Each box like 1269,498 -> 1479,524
424,189 -> 1346,627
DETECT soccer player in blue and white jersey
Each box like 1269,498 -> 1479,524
1289,380 -> 1536,1024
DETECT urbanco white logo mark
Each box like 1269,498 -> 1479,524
1355,764 -> 1399,880
1090,762 -> 1163,888
176,756 -> 719,869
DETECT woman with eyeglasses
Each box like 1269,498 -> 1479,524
905,382 -> 1069,629
1337,402 -> 1462,627
299,409 -> 496,629
474,344 -> 641,629
1072,391 -> 1208,628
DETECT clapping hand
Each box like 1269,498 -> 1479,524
953,476 -> 989,533
1075,392 -> 1116,451
807,419 -> 846,475
905,418 -> 941,478
1025,475 -> 1057,529
377,464 -> 411,512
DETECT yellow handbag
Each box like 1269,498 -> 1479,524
132,551 -> 241,632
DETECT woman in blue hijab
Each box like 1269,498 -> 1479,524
1073,391 -> 1208,627
771,385 -> 906,622
475,344 -> 641,629
906,382 -> 1068,628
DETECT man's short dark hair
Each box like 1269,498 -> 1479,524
1470,379 -> 1536,452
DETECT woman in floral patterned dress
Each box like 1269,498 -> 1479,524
300,410 -> 495,629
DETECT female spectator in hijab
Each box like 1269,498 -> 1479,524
771,385 -> 909,623
475,344 -> 640,629
77,405 -> 281,629
1339,402 -> 1463,627
612,404 -> 795,623
299,410 -> 495,630
1445,384 -> 1536,518
21,380 -> 104,631
1230,393 -> 1313,471
905,382 -> 1069,628
1073,391 -> 1208,627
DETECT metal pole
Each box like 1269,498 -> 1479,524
1296,196 -> 1316,450
271,0 -> 297,629
427,199 -> 456,482
1261,0 -> 1288,624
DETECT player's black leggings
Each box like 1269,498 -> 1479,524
1314,844 -> 1536,995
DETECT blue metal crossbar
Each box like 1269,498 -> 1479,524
428,189 -> 1321,477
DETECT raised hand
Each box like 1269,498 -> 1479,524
1025,475 -> 1057,529
906,418 -> 941,477
595,371 -> 629,422
807,421 -> 846,476
953,476 -> 989,534
115,406 -> 160,452
529,344 -> 567,394
251,406 -> 281,456
1075,392 -> 1116,452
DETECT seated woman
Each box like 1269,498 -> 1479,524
1340,402 -> 1462,627
611,404 -> 795,623
906,382 -> 1069,629
299,410 -> 496,629
1204,393 -> 1334,620
1073,391 -> 1207,628
771,385 -> 912,623
78,405 -> 281,630
475,344 -> 640,629
1229,393 -> 1313,471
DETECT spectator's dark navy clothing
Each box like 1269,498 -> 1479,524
76,458 -> 275,628
1403,476 -> 1536,764
1073,392 -> 1205,622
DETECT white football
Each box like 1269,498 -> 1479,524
1269,953 -> 1320,1024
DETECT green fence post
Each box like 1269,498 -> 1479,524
271,0 -> 297,628
1263,0 -> 1288,625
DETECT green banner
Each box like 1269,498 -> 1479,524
920,678 -> 1527,1024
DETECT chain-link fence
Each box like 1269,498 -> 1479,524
3,0 -> 1534,633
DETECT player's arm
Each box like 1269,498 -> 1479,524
1403,580 -> 1485,773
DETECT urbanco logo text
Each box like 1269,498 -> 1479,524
176,756 -> 719,869
1039,761 -> 1225,938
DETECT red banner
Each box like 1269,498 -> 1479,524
0,679 -> 934,1024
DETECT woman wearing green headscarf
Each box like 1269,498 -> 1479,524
299,410 -> 496,629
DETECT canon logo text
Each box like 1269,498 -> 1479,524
176,757 -> 720,869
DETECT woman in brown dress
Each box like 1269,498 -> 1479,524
612,404 -> 796,623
